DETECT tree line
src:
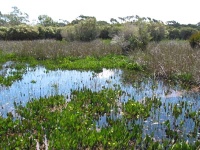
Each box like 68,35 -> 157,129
0,7 -> 200,49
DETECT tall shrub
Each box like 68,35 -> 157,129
7,25 -> 39,40
180,27 -> 198,40
111,22 -> 151,54
74,18 -> 98,41
0,27 -> 8,40
168,28 -> 180,39
61,25 -> 76,41
38,26 -> 62,40
148,22 -> 168,41
98,25 -> 110,39
189,32 -> 200,48
98,25 -> 121,39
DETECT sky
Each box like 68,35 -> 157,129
0,0 -> 199,24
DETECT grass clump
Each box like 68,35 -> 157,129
129,40 -> 200,86
0,39 -> 121,60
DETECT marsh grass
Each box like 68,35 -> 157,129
129,40 -> 200,85
1,39 -> 200,86
0,39 -> 122,60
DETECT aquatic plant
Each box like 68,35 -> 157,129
1,87 -> 200,149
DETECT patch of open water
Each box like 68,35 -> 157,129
0,65 -> 200,142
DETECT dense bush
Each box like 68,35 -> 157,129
189,32 -> 200,48
111,22 -> 151,54
60,25 -> 76,41
148,22 -> 168,41
54,27 -> 62,40
108,25 -> 122,38
0,27 -> 8,40
0,25 -> 62,41
74,18 -> 98,41
37,26 -> 62,40
179,27 -> 198,40
98,25 -> 122,39
137,22 -> 151,49
7,25 -> 39,40
98,26 -> 110,39
168,28 -> 180,39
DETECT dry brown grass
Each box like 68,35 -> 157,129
129,40 -> 200,84
0,39 -> 122,59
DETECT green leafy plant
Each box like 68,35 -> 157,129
7,25 -> 39,40
74,18 -> 98,41
0,26 -> 8,40
189,32 -> 200,48
111,22 -> 151,55
168,28 -> 180,40
179,27 -> 197,40
148,22 -> 168,41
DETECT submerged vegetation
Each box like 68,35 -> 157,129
1,88 -> 200,149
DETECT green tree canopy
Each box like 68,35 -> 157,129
0,7 -> 29,26
38,15 -> 55,27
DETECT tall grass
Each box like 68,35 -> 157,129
0,39 -> 122,59
1,39 -> 200,84
129,40 -> 200,84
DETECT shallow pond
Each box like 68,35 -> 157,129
0,65 -> 200,142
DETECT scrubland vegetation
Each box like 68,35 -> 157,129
0,6 -> 200,149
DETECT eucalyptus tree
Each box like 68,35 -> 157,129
74,17 -> 98,41
0,7 -> 29,26
166,20 -> 180,27
78,15 -> 95,20
148,21 -> 168,41
0,11 -> 7,26
110,18 -> 119,24
118,17 -> 126,23
38,15 -> 55,27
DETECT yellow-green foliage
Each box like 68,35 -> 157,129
37,26 -> 62,40
189,32 -> 200,48
0,27 -> 8,40
7,25 -> 39,40
61,18 -> 98,41
0,25 -> 62,41
98,25 -> 121,39
74,18 -> 98,41
148,22 -> 168,41
60,25 -> 75,41
112,22 -> 151,52
168,28 -> 180,39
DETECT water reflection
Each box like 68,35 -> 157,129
0,66 -> 122,116
97,68 -> 115,79
0,66 -> 200,142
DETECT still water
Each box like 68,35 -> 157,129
0,65 -> 199,141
